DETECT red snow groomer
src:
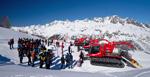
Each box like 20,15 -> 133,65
74,37 -> 89,46
87,39 -> 135,68
83,38 -> 99,51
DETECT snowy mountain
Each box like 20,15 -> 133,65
12,15 -> 150,41
10,15 -> 150,70
1,19 -> 150,77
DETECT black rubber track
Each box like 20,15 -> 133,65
90,57 -> 125,68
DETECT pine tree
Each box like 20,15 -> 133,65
0,16 -> 11,28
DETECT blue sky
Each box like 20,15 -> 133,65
0,0 -> 149,26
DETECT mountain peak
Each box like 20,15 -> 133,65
34,15 -> 149,28
12,15 -> 150,39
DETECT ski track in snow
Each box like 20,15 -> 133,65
135,71 -> 150,77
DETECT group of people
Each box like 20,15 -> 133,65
8,38 -> 85,69
60,52 -> 73,69
17,38 -> 54,69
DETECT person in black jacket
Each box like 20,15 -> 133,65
65,53 -> 70,67
8,40 -> 11,49
60,55 -> 65,69
11,38 -> 14,49
69,53 -> 73,68
68,46 -> 71,54
79,51 -> 84,66
18,48 -> 24,63
8,38 -> 14,49
26,46 -> 31,65
66,53 -> 73,68
45,49 -> 54,69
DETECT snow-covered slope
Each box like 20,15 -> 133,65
0,27 -> 118,77
0,27 -> 38,64
0,27 -> 37,40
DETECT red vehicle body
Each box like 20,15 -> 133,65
86,39 -> 134,67
84,38 -> 134,51
83,39 -> 111,51
74,37 -> 87,46
83,39 -> 99,51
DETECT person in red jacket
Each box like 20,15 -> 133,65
61,42 -> 64,55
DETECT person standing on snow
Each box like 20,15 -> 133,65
60,55 -> 65,69
8,38 -> 14,49
24,42 -> 32,66
56,40 -> 60,47
11,38 -> 14,49
17,39 -> 23,63
77,46 -> 80,52
69,53 -> 73,68
65,53 -> 73,68
18,46 -> 24,63
68,45 -> 71,54
79,51 -> 84,66
61,42 -> 64,55
31,50 -> 37,67
8,40 -> 11,49
39,49 -> 46,68
45,49 -> 54,69
65,53 -> 70,67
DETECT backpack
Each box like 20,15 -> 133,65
8,41 -> 10,45
39,52 -> 46,61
